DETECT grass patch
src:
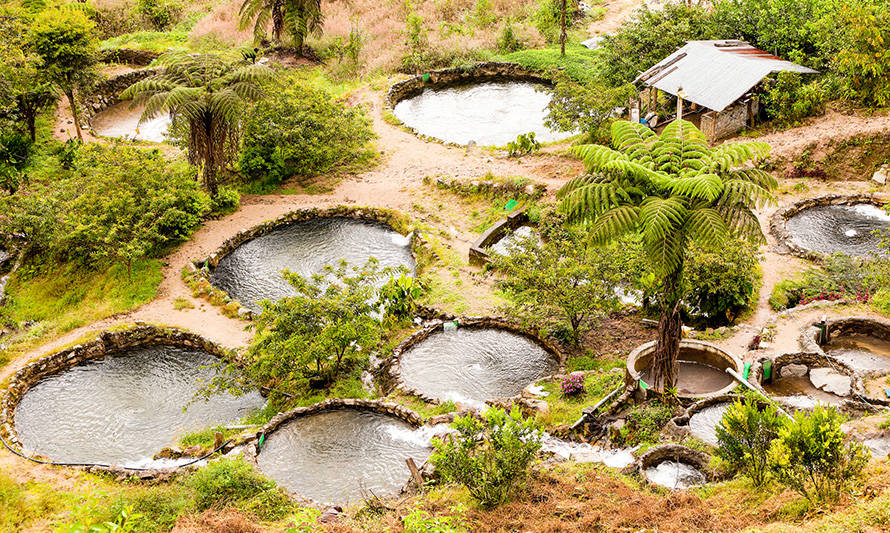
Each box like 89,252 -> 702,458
186,458 -> 294,521
390,391 -> 458,420
173,297 -> 195,310
100,30 -> 189,53
536,370 -> 624,428
498,45 -> 602,83
178,426 -> 243,450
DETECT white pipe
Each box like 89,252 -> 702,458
725,367 -> 793,420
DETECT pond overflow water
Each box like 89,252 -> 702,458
255,410 -> 437,505
13,345 -> 264,466
210,218 -> 415,313
393,81 -> 573,146
91,101 -> 172,142
687,403 -> 730,447
785,204 -> 890,257
397,327 -> 558,404
644,460 -> 707,490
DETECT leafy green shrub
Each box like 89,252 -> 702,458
769,406 -> 870,503
432,407 -> 541,508
0,144 -> 210,273
114,489 -> 190,533
716,400 -> 785,486
378,271 -> 425,319
402,507 -> 468,533
546,78 -> 635,140
239,73 -> 375,190
533,0 -> 576,44
496,24 -> 523,53
682,239 -> 760,326
210,185 -> 240,215
763,72 -> 827,124
768,254 -> 879,310
618,401 -> 672,446
506,132 -> 540,156
185,458 -> 292,519
135,0 -> 183,30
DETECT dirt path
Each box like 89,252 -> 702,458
587,0 -> 644,36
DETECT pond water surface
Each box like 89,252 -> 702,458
91,101 -> 172,142
393,81 -> 573,146
210,218 -> 415,313
398,327 -> 558,404
255,410 -> 433,505
785,204 -> 890,257
14,345 -> 263,466
825,333 -> 890,373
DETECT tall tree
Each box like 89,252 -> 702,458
121,53 -> 270,196
558,120 -> 776,390
239,0 -> 330,52
29,7 -> 97,142
560,0 -> 567,56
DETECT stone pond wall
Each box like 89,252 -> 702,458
98,48 -> 161,66
386,317 -> 565,405
83,68 -> 159,124
769,193 -> 889,262
625,339 -> 742,401
637,444 -> 714,482
0,324 -> 236,479
386,62 -> 557,109
188,206 -> 425,320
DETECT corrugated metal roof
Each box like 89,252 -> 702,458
634,40 -> 819,112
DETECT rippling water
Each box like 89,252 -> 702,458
393,81 -> 573,146
210,218 -> 416,313
255,410 -> 433,505
14,345 -> 264,466
687,403 -> 730,446
825,333 -> 890,373
488,226 -> 539,257
398,327 -> 558,403
644,460 -> 706,489
91,101 -> 172,142
786,204 -> 890,257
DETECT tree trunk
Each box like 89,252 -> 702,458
560,0 -> 567,56
66,88 -> 83,141
203,118 -> 218,197
651,269 -> 683,391
27,113 -> 36,142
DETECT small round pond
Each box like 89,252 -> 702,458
210,217 -> 415,313
785,203 -> 890,257
91,101 -> 172,142
396,325 -> 559,404
393,81 -> 572,146
627,341 -> 741,399
14,345 -> 264,466
255,409 -> 432,505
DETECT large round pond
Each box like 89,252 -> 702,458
91,101 -> 172,142
255,409 -> 432,505
14,345 -> 264,466
392,81 -> 572,146
210,217 -> 415,313
785,203 -> 890,257
628,341 -> 741,400
397,326 -> 558,404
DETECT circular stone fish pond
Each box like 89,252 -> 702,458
90,101 -> 172,142
778,196 -> 890,258
254,404 -> 433,506
627,340 -> 742,400
12,343 -> 263,466
393,322 -> 560,405
389,64 -> 573,146
209,215 -> 415,313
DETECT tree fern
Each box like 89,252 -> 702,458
558,119 -> 776,390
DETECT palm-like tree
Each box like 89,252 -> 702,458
239,0 -> 326,52
121,53 -> 270,196
558,120 -> 776,390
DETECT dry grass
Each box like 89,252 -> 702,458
189,0 -> 256,48
172,510 -> 264,533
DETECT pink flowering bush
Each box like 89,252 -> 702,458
560,374 -> 585,396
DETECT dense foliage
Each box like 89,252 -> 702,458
769,406 -> 869,503
769,254 -> 882,310
0,144 -> 210,275
681,239 -> 760,326
716,400 -> 785,487
234,260 -> 390,391
432,407 -> 541,508
491,215 -> 623,345
239,74 -> 375,189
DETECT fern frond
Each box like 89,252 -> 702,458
668,173 -> 724,202
639,196 -> 687,246
726,168 -> 777,190
557,182 -> 626,222
685,207 -> 729,247
588,205 -> 640,244
720,179 -> 776,209
571,144 -> 628,173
